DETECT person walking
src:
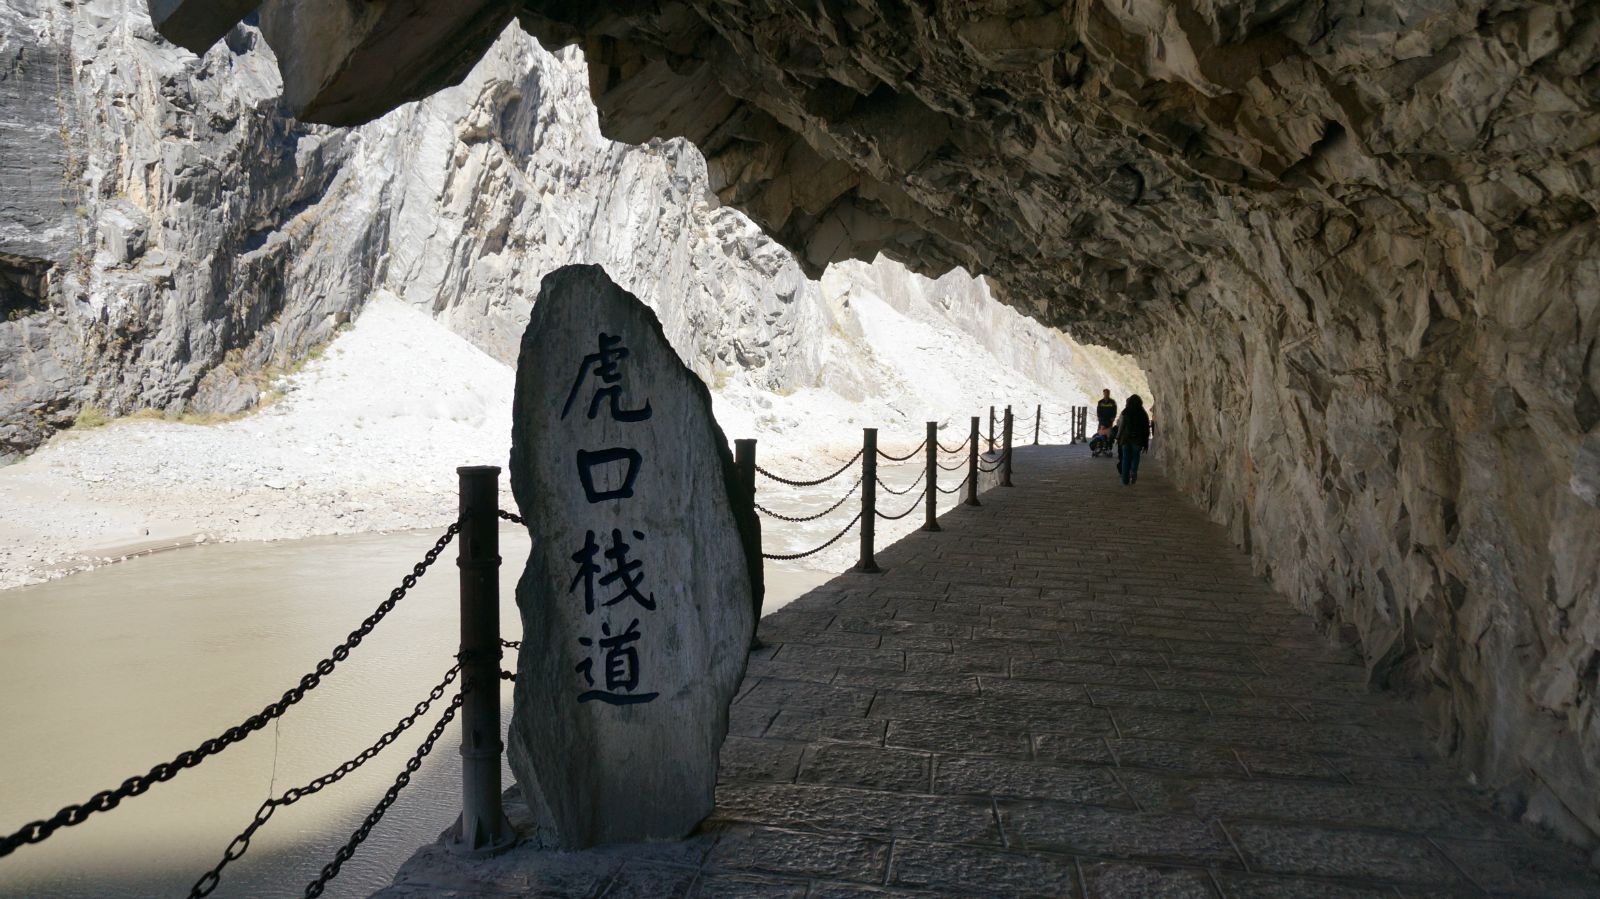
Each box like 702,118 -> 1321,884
1116,394 -> 1150,486
1096,389 -> 1118,431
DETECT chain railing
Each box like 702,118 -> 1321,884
742,404 -> 1050,572
4,400 -> 1078,891
0,521 -> 460,862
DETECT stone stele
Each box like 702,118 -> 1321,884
507,263 -> 758,848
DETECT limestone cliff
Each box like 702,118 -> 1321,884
135,0 -> 1600,845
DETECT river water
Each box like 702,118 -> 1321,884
0,526 -> 832,899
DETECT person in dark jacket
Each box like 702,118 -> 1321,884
1115,394 -> 1150,486
1096,389 -> 1118,430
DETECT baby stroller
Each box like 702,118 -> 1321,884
1089,426 -> 1115,457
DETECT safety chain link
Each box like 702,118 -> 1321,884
187,664 -> 463,898
935,472 -> 973,494
876,439 -> 927,462
875,486 -> 929,521
0,521 -> 460,861
977,450 -> 1012,473
755,476 -> 863,523
501,638 -> 522,650
755,449 -> 863,487
302,690 -> 465,898
936,457 -> 968,471
497,509 -> 524,524
936,437 -> 971,454
761,511 -> 863,560
875,468 -> 926,496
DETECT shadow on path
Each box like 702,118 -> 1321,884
379,444 -> 1597,897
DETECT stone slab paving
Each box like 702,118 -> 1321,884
378,445 -> 1599,898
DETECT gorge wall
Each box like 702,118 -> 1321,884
135,0 -> 1600,846
0,1 -> 1122,463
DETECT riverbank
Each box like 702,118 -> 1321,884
0,283 -> 1097,592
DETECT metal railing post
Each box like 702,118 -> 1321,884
856,428 -> 881,573
923,420 -> 940,532
734,438 -> 763,645
1002,406 -> 1014,487
987,406 -> 996,453
450,465 -> 514,858
1034,404 -> 1041,445
965,416 -> 981,507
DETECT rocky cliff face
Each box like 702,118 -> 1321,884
1,4 -> 1122,465
143,0 -> 1599,846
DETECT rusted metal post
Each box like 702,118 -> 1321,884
734,438 -> 763,644
856,428 -> 881,573
987,405 -> 996,453
965,416 -> 981,507
1002,406 -> 1014,487
1034,404 -> 1041,445
450,465 -> 514,858
923,420 -> 940,532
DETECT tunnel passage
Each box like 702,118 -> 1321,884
153,0 -> 1600,848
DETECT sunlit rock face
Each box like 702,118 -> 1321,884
156,0 -> 1600,842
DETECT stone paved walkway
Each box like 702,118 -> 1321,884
380,445 -> 1598,897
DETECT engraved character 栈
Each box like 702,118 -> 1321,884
569,528 -> 657,614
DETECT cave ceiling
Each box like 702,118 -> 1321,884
151,1 -> 1600,352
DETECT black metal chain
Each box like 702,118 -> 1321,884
302,690 -> 465,898
497,509 -> 524,524
936,457 -> 968,471
755,449 -> 863,487
755,476 -> 862,523
0,521 -> 460,861
977,451 -> 1011,473
937,437 -> 971,454
875,468 -> 926,496
187,664 -> 463,898
876,439 -> 927,462
761,512 -> 863,560
501,638 -> 522,650
875,486 -> 929,520
936,472 -> 972,494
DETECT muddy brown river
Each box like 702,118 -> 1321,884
0,526 -> 831,899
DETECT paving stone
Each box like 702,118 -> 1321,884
702,827 -> 889,883
999,800 -> 1240,866
709,782 -> 1002,844
764,710 -> 886,744
1212,872 -> 1400,897
598,862 -> 699,898
1431,836 -> 1600,896
773,644 -> 906,672
872,689 -> 1116,734
1088,685 -> 1209,714
1116,773 -> 1511,839
837,667 -> 980,695
799,743 -> 933,792
1107,738 -> 1246,776
1225,822 -> 1462,884
904,650 -> 1006,675
686,873 -> 810,897
888,840 -> 1081,895
1080,861 -> 1218,898
742,658 -> 837,683
718,736 -> 804,783
1111,710 -> 1410,757
886,718 -> 1032,757
1234,749 -> 1343,782
1032,733 -> 1119,766
936,755 -> 1130,805
740,679 -> 876,715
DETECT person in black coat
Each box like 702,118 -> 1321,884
1096,389 -> 1118,430
1115,394 -> 1150,486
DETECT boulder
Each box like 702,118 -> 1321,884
506,263 -> 758,848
